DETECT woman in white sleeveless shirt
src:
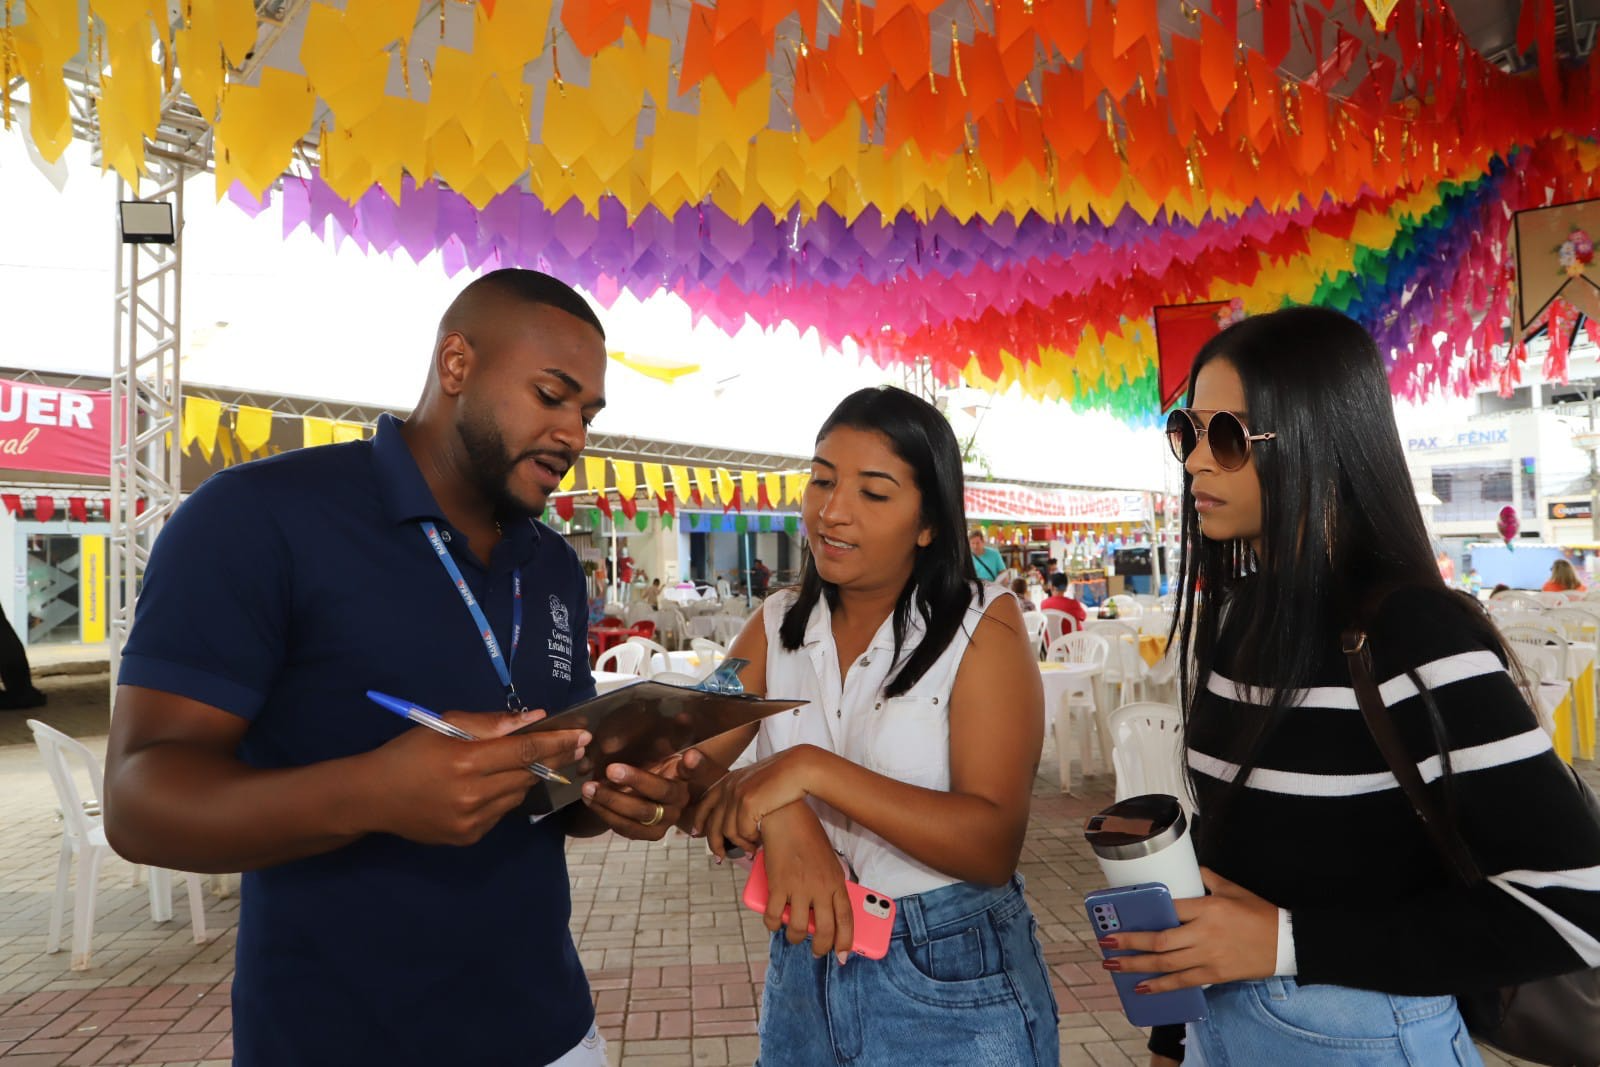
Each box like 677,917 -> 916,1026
685,387 -> 1059,1066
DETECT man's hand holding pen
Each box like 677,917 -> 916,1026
356,707 -> 590,847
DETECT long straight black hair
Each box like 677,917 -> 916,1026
779,387 -> 981,698
1172,306 -> 1522,833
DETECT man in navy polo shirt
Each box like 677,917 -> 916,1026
104,270 -> 696,1066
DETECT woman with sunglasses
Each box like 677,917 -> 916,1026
682,386 -> 1059,1066
1122,306 -> 1600,1066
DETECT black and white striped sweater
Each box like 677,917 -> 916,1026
1185,586 -> 1600,993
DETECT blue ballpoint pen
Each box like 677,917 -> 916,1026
366,690 -> 572,786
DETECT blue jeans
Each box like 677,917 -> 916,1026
754,876 -> 1059,1066
1186,977 -> 1483,1066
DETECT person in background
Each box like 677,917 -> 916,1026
1138,305 -> 1600,1065
643,578 -> 663,609
102,269 -> 698,1067
1543,558 -> 1586,593
1435,549 -> 1455,585
752,558 -> 772,597
1011,577 -> 1036,612
1040,572 -> 1086,626
0,598 -> 45,710
686,386 -> 1058,1065
969,529 -> 1005,581
1488,582 -> 1511,598
1462,569 -> 1482,597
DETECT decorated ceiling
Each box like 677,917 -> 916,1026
7,0 -> 1600,421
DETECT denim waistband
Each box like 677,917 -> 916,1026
892,874 -> 1028,944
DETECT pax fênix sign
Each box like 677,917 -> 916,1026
1549,500 -> 1595,521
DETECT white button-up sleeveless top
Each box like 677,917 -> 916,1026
757,581 -> 1010,898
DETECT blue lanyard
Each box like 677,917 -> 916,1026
421,521 -> 524,711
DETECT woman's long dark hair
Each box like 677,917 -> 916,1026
1172,306 -> 1523,834
780,386 -> 980,698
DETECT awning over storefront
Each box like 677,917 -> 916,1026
964,484 -> 1149,525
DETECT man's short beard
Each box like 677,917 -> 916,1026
457,400 -> 527,515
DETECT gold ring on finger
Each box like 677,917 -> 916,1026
641,803 -> 665,827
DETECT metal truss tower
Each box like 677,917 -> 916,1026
109,159 -> 184,675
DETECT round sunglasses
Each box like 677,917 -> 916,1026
1166,408 -> 1276,472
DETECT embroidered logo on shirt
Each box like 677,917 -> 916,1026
548,595 -> 573,682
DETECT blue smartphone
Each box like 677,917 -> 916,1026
1085,882 -> 1208,1027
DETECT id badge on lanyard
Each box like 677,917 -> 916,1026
421,521 -> 524,711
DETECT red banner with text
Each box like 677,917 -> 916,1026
0,378 -> 111,477
964,485 -> 1148,525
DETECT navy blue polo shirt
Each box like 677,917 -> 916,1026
119,414 -> 598,1067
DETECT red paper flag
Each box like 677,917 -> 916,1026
1154,302 -> 1232,410
618,493 -> 638,520
555,495 -> 576,521
1,494 -> 18,516
660,490 -> 676,518
68,497 -> 87,522
595,493 -> 613,519
1262,0 -> 1291,68
35,497 -> 55,522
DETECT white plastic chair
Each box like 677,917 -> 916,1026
1021,610 -> 1048,654
27,720 -> 207,970
690,636 -> 728,661
1493,590 -> 1545,611
603,600 -> 628,619
1546,606 -> 1597,639
624,603 -> 657,626
712,614 -> 745,645
625,636 -> 672,677
1497,614 -> 1566,640
1043,633 -> 1110,788
1514,645 -> 1562,736
1538,591 -> 1576,608
1041,609 -> 1075,647
716,578 -> 733,600
594,642 -> 646,676
1107,702 -> 1192,815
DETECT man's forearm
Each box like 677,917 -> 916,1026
105,745 -> 376,872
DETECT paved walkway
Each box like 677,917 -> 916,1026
0,673 -> 1545,1065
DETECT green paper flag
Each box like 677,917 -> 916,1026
583,508 -> 601,529
735,515 -> 749,534
757,515 -> 770,533
636,511 -> 650,531
661,512 -> 674,529
785,516 -> 799,536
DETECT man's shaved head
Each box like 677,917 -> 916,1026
437,269 -> 605,360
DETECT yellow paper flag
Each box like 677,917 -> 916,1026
559,464 -> 577,492
693,466 -> 717,503
302,417 -> 335,448
583,455 -> 608,493
739,469 -> 758,504
181,397 -> 222,460
669,465 -> 693,498
715,468 -> 737,505
785,472 -> 809,504
234,405 -> 274,453
611,459 -> 638,500
332,421 -> 366,443
641,462 -> 669,502
764,472 -> 782,505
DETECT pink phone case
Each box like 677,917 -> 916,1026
740,849 -> 896,960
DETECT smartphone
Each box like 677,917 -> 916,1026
1085,883 -> 1208,1027
741,849 -> 896,960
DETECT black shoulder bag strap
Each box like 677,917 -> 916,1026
1340,628 -> 1483,887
